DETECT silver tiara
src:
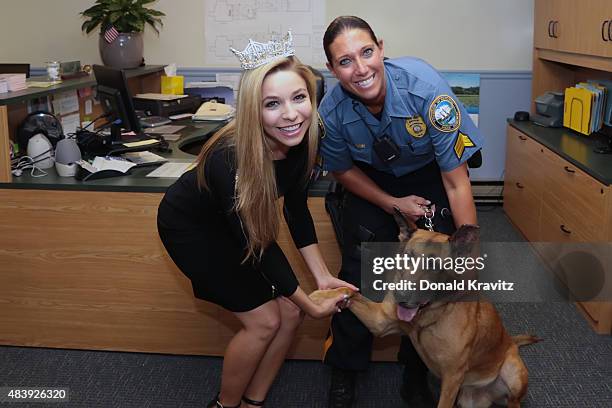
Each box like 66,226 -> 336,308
230,31 -> 295,70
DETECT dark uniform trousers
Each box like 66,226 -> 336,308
324,159 -> 457,371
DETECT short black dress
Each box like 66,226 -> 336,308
157,141 -> 317,312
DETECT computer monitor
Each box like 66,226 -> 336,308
92,64 -> 143,142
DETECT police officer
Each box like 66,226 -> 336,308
319,16 -> 484,407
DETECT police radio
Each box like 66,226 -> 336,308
351,100 -> 401,164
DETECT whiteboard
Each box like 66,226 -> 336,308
204,0 -> 327,67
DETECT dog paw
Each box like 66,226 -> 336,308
309,287 -> 354,304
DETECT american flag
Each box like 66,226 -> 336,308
104,24 -> 119,43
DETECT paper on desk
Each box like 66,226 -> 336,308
122,139 -> 159,147
146,161 -> 195,178
146,125 -> 185,134
28,81 -> 60,88
92,156 -> 136,173
134,93 -> 188,100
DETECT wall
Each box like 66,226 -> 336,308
1,0 -> 533,70
0,0 -> 535,181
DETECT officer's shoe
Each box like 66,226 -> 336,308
399,370 -> 436,408
328,368 -> 356,408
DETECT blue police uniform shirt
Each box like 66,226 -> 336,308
319,57 -> 483,177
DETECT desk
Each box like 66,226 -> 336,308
0,65 -> 164,182
0,115 -> 401,359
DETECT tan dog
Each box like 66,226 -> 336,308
311,212 -> 540,408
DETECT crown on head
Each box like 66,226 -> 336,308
230,31 -> 295,70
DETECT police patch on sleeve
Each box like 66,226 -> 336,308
428,95 -> 461,133
454,131 -> 475,160
405,116 -> 426,138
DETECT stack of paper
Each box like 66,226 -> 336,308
0,74 -> 27,92
564,81 -> 608,136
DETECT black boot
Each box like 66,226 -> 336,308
328,367 -> 356,408
398,338 -> 435,407
399,366 -> 436,407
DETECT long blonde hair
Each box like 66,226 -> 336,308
196,57 -> 319,262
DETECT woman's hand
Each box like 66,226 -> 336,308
388,195 -> 433,221
309,292 -> 350,319
316,274 -> 359,292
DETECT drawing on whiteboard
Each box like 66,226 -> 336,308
204,0 -> 326,67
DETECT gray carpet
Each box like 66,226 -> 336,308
1,207 -> 611,407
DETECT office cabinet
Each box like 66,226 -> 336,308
503,127 -> 545,242
577,0 -> 612,58
534,0 -> 612,58
533,0 -> 575,53
539,148 -> 607,242
503,0 -> 612,334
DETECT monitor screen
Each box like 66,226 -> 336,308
92,65 -> 142,134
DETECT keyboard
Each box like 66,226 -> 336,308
140,116 -> 171,128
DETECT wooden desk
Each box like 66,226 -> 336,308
0,71 -> 401,357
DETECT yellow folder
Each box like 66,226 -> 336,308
564,87 -> 592,135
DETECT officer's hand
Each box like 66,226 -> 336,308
392,195 -> 432,221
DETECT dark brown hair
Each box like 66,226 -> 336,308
323,16 -> 378,65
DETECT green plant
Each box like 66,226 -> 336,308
81,0 -> 165,34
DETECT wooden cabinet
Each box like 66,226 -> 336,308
503,127 -> 546,241
505,124 -> 612,334
503,0 -> 612,334
533,0 -> 575,53
534,0 -> 612,58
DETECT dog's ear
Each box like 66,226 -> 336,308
449,224 -> 480,256
392,207 -> 417,241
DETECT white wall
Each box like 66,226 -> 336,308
0,0 -> 533,70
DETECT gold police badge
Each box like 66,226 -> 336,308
405,116 -> 426,138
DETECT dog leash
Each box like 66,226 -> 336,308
418,204 -> 435,232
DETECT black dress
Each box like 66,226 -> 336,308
157,142 -> 317,312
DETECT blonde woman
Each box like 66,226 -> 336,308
157,47 -> 354,407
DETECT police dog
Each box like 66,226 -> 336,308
311,211 -> 539,408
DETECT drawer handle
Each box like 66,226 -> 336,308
518,135 -> 527,141
564,166 -> 575,173
560,225 -> 572,234
548,20 -> 553,37
552,21 -> 559,38
515,182 -> 524,189
603,20 -> 610,42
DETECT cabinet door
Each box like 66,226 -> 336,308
574,0 -> 612,57
503,127 -> 545,241
534,0 -> 576,53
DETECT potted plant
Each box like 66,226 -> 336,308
81,0 -> 165,69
